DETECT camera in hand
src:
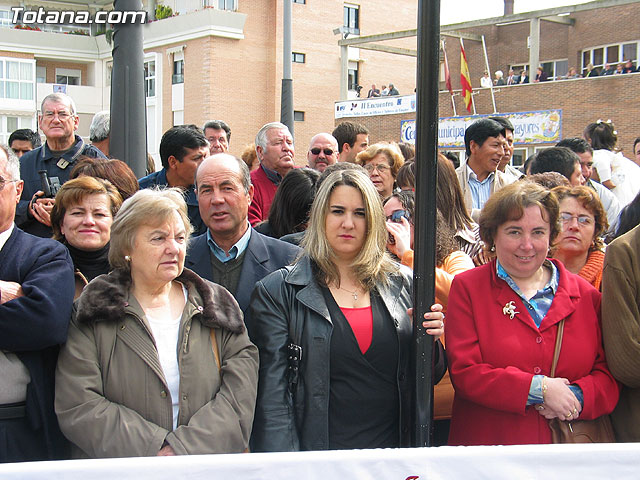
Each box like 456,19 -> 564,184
38,170 -> 61,198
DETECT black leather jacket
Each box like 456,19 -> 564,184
248,256 -> 446,451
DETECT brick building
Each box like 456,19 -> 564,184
0,0 -> 418,165
335,0 -> 640,167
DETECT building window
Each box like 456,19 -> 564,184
512,148 -> 527,167
209,0 -> 237,10
1,114 -> 35,144
540,60 -> 567,81
172,59 -> 184,84
293,0 -> 306,3
348,66 -> 359,91
55,68 -> 81,86
144,60 -> 156,97
343,5 -> 359,35
0,59 -> 34,100
0,9 -> 12,27
36,66 -> 46,84
294,111 -> 305,122
582,41 -> 639,74
292,52 -> 306,63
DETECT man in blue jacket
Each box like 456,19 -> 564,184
15,93 -> 106,238
0,144 -> 75,462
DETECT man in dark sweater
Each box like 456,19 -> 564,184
0,144 -> 75,462
185,153 -> 299,329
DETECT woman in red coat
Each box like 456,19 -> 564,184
446,182 -> 619,445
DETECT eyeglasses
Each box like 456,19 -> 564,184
364,163 -> 390,174
42,111 -> 74,120
0,175 -> 19,192
386,209 -> 410,223
310,148 -> 334,156
559,212 -> 594,227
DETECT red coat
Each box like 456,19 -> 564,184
248,166 -> 278,227
445,259 -> 620,446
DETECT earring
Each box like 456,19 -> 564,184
125,255 -> 131,262
490,245 -> 496,252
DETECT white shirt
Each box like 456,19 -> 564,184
146,283 -> 188,430
0,223 -> 14,252
592,149 -> 640,207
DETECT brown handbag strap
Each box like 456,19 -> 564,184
550,319 -> 565,377
210,328 -> 221,373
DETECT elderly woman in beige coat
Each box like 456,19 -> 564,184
55,188 -> 258,458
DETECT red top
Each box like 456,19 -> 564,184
340,306 -> 373,354
248,166 -> 278,226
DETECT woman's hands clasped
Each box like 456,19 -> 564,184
535,376 -> 582,421
407,303 -> 445,340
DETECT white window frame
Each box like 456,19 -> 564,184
582,41 -> 640,73
55,67 -> 81,86
144,60 -> 156,97
0,58 -> 35,101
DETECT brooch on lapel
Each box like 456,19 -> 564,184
502,301 -> 519,319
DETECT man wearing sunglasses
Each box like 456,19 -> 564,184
306,133 -> 338,173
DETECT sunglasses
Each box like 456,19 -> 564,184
310,148 -> 334,156
386,209 -> 410,223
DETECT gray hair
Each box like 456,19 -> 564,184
255,122 -> 291,151
108,188 -> 193,271
40,93 -> 77,116
0,144 -> 20,180
90,110 -> 110,142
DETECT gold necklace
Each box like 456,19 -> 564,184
334,284 -> 361,307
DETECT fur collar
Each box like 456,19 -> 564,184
76,267 -> 244,333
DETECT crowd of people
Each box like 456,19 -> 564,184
480,60 -> 637,87
2,91 -> 640,463
366,83 -> 400,98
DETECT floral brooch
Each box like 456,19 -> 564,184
502,301 -> 519,320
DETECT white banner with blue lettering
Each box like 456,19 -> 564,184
400,110 -> 562,147
1,443 -> 638,480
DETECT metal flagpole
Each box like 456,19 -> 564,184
482,35 -> 497,113
412,0 -> 440,447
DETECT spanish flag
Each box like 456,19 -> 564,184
460,39 -> 473,112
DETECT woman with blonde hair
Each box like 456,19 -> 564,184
249,169 -> 445,451
356,142 -> 404,199
56,188 -> 258,457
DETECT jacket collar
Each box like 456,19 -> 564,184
75,267 -> 244,333
284,256 -> 408,324
490,258 -> 581,332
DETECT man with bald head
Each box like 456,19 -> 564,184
185,153 -> 299,328
306,133 -> 338,173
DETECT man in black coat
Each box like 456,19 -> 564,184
185,153 -> 299,329
0,145 -> 75,462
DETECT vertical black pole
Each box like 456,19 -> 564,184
280,0 -> 294,136
412,0 -> 440,447
110,0 -> 147,178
